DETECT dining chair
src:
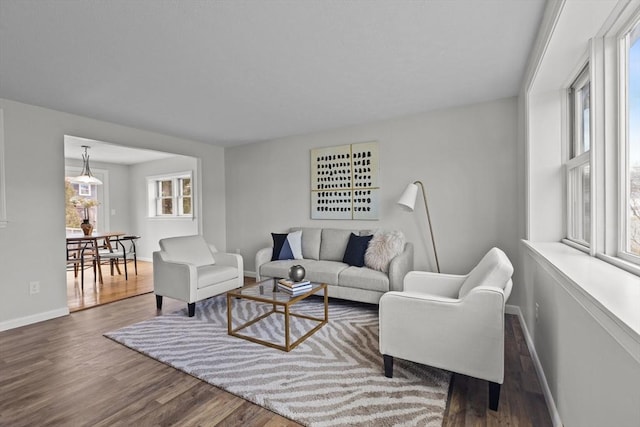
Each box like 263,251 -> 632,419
67,238 -> 100,290
119,235 -> 140,275
98,235 -> 140,280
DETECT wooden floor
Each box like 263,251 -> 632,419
67,259 -> 154,312
2,276 -> 553,426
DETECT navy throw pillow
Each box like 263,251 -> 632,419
271,233 -> 294,261
342,233 -> 373,267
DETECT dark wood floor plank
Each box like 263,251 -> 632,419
0,277 -> 553,426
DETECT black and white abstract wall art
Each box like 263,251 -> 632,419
310,141 -> 379,220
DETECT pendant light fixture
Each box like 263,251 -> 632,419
70,145 -> 103,185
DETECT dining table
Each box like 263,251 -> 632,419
66,231 -> 125,285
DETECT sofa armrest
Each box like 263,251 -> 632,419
388,242 -> 414,292
403,271 -> 466,298
152,251 -> 198,302
212,251 -> 243,271
255,247 -> 273,281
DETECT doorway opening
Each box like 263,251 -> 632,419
64,135 -> 200,311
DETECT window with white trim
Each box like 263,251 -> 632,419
147,172 -> 193,217
621,18 -> 640,260
566,66 -> 592,247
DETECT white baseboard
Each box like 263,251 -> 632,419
509,305 -> 563,427
245,271 -> 257,278
0,307 -> 69,332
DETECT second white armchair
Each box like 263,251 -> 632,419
153,235 -> 244,317
379,247 -> 513,411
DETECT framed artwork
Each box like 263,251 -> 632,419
310,141 -> 380,220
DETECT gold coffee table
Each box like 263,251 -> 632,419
226,279 -> 328,352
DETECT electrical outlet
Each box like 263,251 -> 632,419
535,303 -> 539,321
29,281 -> 40,295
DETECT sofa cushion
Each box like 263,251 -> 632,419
342,233 -> 373,267
320,228 -> 358,261
364,230 -> 405,272
304,260 -> 350,284
260,259 -> 349,285
290,227 -> 321,260
159,235 -> 215,267
260,259 -> 316,280
338,266 -> 389,293
197,265 -> 239,289
271,230 -> 303,261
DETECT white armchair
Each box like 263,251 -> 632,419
379,247 -> 513,411
153,235 -> 244,317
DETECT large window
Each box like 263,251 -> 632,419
566,66 -> 591,247
622,19 -> 640,259
147,172 -> 193,217
564,13 -> 640,271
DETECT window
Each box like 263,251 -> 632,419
621,19 -> 640,259
148,172 -> 193,217
65,179 -> 100,230
566,66 -> 592,247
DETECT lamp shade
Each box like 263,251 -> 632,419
69,174 -> 103,185
397,182 -> 418,211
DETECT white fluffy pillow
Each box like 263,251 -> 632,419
364,230 -> 406,272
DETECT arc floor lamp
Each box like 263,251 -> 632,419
397,181 -> 440,273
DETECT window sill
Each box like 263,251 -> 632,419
147,216 -> 195,221
522,240 -> 640,363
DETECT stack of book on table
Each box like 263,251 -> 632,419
277,278 -> 312,296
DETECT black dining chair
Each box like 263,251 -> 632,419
98,235 -> 140,280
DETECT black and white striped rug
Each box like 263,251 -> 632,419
105,295 -> 450,426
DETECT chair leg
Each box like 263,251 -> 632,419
156,295 -> 163,309
80,260 -> 85,291
383,355 -> 394,378
187,302 -> 195,317
489,381 -> 501,411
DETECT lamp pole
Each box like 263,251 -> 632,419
414,180 -> 440,273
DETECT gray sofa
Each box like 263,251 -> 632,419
255,227 -> 414,304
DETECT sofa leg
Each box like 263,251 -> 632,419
155,295 -> 163,310
383,355 -> 394,378
188,302 -> 195,317
489,381 -> 501,411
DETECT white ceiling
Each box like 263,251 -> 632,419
64,135 -> 178,165
0,0 -> 546,147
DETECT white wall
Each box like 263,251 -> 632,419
527,90 -> 564,242
0,98 -> 226,330
521,246 -> 640,427
225,97 -> 520,284
130,156 -> 200,260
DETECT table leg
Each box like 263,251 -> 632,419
285,304 -> 290,351
324,286 -> 328,321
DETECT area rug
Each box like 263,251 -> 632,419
105,294 -> 451,426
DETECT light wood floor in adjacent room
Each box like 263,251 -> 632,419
3,276 -> 553,426
67,260 -> 154,312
